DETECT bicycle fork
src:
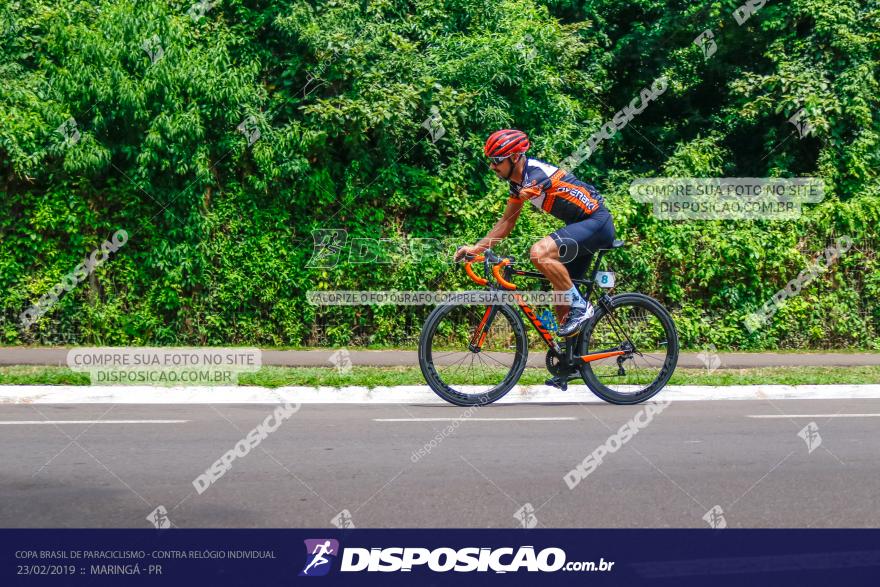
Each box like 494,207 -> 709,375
468,305 -> 498,352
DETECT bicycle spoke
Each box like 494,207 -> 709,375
438,351 -> 473,377
480,351 -> 513,369
431,351 -> 468,361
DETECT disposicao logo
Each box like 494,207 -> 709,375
300,539 -> 339,577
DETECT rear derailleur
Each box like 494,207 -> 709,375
615,341 -> 636,376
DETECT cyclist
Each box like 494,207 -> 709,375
454,129 -> 616,337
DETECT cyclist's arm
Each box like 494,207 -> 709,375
473,197 -> 524,252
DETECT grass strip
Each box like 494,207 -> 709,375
0,365 -> 878,387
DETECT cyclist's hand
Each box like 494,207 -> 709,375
454,245 -> 481,263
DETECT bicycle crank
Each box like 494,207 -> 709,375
545,349 -> 568,377
545,349 -> 579,390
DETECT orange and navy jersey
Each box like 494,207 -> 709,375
508,158 -> 604,224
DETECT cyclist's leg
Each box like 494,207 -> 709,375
529,237 -> 573,293
528,235 -> 576,323
545,208 -> 615,324
528,212 -> 613,289
553,253 -> 591,323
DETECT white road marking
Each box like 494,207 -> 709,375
374,417 -> 578,422
1,384 -> 880,404
748,414 -> 880,419
0,420 -> 188,425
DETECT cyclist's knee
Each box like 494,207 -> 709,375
530,238 -> 557,265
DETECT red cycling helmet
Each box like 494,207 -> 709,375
483,129 -> 530,159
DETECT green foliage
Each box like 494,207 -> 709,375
1,0 -> 878,349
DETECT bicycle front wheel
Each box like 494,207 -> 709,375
577,292 -> 678,404
418,299 -> 528,406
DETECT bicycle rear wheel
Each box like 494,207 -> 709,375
418,299 -> 528,406
577,292 -> 678,404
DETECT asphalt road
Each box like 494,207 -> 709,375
2,347 -> 880,368
1,400 -> 878,528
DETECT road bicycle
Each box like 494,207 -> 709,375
418,240 -> 678,406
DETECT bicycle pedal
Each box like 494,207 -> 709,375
544,377 -> 568,391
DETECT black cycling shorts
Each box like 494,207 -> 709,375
549,206 -> 615,280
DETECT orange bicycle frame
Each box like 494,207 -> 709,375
463,254 -> 625,363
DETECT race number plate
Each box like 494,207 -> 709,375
595,271 -> 616,288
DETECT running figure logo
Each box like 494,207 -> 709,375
300,539 -> 339,577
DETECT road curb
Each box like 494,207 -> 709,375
2,384 -> 880,404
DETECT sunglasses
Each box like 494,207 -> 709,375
488,155 -> 512,164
